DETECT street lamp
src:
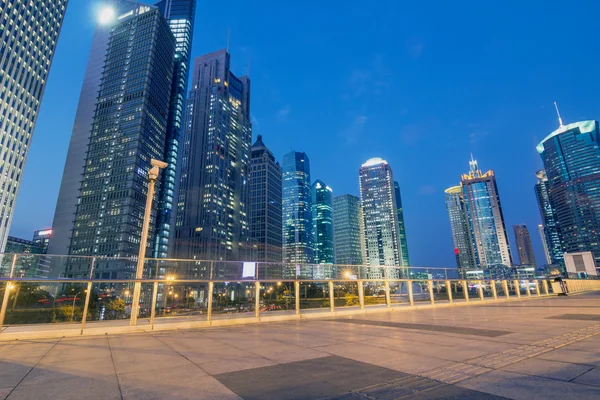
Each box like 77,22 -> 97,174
131,159 -> 168,326
71,290 -> 87,322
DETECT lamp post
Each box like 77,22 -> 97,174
71,290 -> 86,322
130,159 -> 168,326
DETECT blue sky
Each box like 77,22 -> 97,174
10,0 -> 600,267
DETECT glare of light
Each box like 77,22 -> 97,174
98,6 -> 116,25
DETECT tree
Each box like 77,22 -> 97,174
104,298 -> 126,319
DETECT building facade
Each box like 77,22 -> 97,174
536,122 -> 600,265
67,4 -> 176,278
32,229 -> 52,253
393,181 -> 410,266
0,0 -> 68,251
513,224 -> 536,267
534,169 -> 564,265
333,194 -> 363,265
445,185 -> 478,271
282,151 -> 313,264
249,135 -> 282,263
174,49 -> 252,262
4,236 -> 48,277
359,158 -> 401,278
311,180 -> 334,264
461,157 -> 513,271
538,224 -> 552,265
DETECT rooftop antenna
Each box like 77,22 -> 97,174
227,27 -> 230,52
554,101 -> 564,127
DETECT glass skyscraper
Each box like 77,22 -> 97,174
537,120 -> 600,264
249,135 -> 282,262
513,224 -> 536,267
444,185 -> 478,271
282,151 -> 313,264
49,0 -> 195,261
67,4 -> 176,278
393,181 -> 410,266
174,49 -> 252,261
0,0 -> 68,251
311,180 -> 334,264
333,194 -> 363,265
359,158 -> 402,278
534,169 -> 564,265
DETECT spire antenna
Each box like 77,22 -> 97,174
227,27 -> 231,52
554,101 -> 564,127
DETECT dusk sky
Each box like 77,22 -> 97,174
10,0 -> 600,268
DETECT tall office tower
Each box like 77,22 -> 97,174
312,180 -> 334,264
49,0 -> 195,259
333,194 -> 363,265
537,119 -> 600,264
513,224 -> 536,267
445,186 -> 478,271
460,157 -> 513,271
0,0 -> 68,251
534,170 -> 564,265
393,181 -> 410,266
282,151 -> 313,264
359,158 -> 401,278
32,229 -> 52,253
174,49 -> 252,262
67,4 -> 176,278
249,135 -> 282,262
538,224 -> 552,265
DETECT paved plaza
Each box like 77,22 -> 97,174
1,292 -> 599,399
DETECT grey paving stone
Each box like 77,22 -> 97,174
547,314 -> 600,321
0,387 -> 12,400
330,319 -> 512,337
537,348 -> 600,366
572,367 -> 600,387
502,357 -> 595,381
8,374 -> 120,400
0,359 -> 37,388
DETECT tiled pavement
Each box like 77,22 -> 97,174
1,293 -> 600,399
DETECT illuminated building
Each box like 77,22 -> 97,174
33,229 -> 52,253
333,194 -> 363,265
534,169 -> 564,265
282,151 -> 313,264
445,186 -> 478,271
312,180 -> 334,264
393,181 -> 410,266
0,0 -> 68,251
513,224 -> 536,267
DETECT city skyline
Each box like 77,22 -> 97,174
8,0 -> 600,268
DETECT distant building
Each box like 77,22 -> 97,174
249,135 -> 282,263
393,181 -> 410,266
534,170 -> 564,265
537,120 -> 600,265
4,237 -> 48,277
513,224 -> 536,267
538,224 -> 552,265
445,186 -> 478,271
333,195 -> 363,266
312,180 -> 334,265
359,158 -> 402,278
0,0 -> 68,252
282,152 -> 313,264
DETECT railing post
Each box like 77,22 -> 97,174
490,280 -> 498,299
478,281 -> 484,301
534,280 -> 541,296
149,281 -> 158,329
502,280 -> 510,298
525,280 -> 531,297
80,281 -> 93,334
428,280 -> 435,305
542,279 -> 549,295
328,281 -> 335,312
0,254 -> 18,330
384,280 -> 391,308
513,280 -> 522,298
294,281 -> 300,316
461,280 -> 469,302
207,281 -> 214,322
407,280 -> 414,306
358,280 -> 365,310
445,280 -> 453,303
255,282 -> 260,319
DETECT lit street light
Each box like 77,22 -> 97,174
131,159 -> 168,326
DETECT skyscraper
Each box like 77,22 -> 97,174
359,158 -> 401,277
48,0 -> 196,259
333,194 -> 363,265
282,151 -> 313,264
67,4 -> 177,278
393,181 -> 410,266
312,180 -> 334,264
32,229 -> 52,253
249,135 -> 282,263
537,119 -> 600,264
538,224 -> 552,265
534,169 -> 564,265
174,49 -> 252,262
460,157 -> 513,271
513,224 -> 536,267
445,186 -> 478,271
0,0 -> 68,251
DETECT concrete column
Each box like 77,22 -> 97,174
328,281 -> 335,313
490,280 -> 498,300
358,280 -> 365,310
407,280 -> 414,306
502,280 -> 510,298
255,282 -> 261,318
445,280 -> 453,303
207,281 -> 214,321
461,280 -> 469,302
478,281 -> 484,301
295,281 -> 300,315
428,280 -> 435,305
542,279 -> 549,295
525,280 -> 531,297
384,280 -> 391,308
513,280 -> 521,298
534,280 -> 541,296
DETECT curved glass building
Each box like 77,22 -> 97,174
312,180 -> 334,265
